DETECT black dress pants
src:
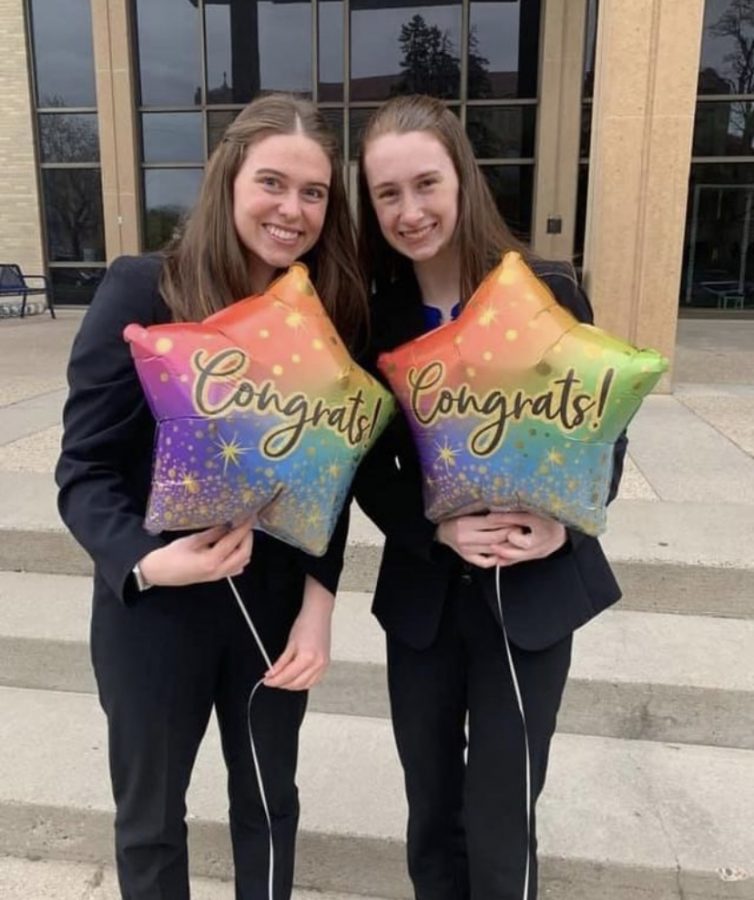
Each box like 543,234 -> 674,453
91,577 -> 307,900
386,572 -> 572,900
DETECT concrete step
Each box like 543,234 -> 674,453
1,571 -> 753,750
2,474 -> 754,619
0,855 -> 388,900
0,685 -> 751,899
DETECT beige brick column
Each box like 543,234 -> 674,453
583,0 -> 704,389
91,0 -> 141,259
0,0 -> 44,275
532,0 -> 587,261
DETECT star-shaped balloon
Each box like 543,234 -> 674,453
124,264 -> 394,555
378,251 -> 667,536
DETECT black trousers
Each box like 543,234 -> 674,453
386,572 -> 572,900
91,578 -> 307,900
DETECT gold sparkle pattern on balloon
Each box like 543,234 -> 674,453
124,264 -> 395,555
378,252 -> 667,536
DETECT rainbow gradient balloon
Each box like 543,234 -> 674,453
124,264 -> 394,555
378,252 -> 667,536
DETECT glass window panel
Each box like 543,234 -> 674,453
320,108 -> 345,156
583,0 -> 599,99
39,113 -> 99,163
349,108 -> 373,160
573,162 -> 589,270
468,1 -> 540,100
580,101 -> 592,159
42,169 -> 105,262
142,113 -> 204,164
29,0 -> 96,107
143,168 -> 203,251
50,267 -> 106,306
207,110 -> 241,157
319,2 -> 344,101
466,106 -> 536,159
699,1 -> 754,95
205,1 -> 312,105
134,0 -> 201,107
480,164 -> 534,241
682,162 -> 754,310
693,100 -> 754,156
350,2 -> 462,102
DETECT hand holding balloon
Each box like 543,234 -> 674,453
138,518 -> 254,587
436,513 -> 516,568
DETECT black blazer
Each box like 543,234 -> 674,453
56,255 -> 347,615
354,261 -> 626,652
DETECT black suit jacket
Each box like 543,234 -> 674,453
56,255 -> 347,613
354,260 -> 625,652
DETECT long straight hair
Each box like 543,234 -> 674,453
160,93 -> 367,350
357,94 -> 531,304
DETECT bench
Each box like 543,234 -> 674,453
0,264 -> 55,319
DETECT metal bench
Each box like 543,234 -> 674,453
0,264 -> 55,319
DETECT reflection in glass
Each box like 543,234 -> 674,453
573,162 -> 589,269
699,1 -> 754,95
29,0 -> 96,107
39,114 -> 99,163
134,0 -> 201,107
583,0 -> 599,99
319,2 -> 344,101
480,164 -> 533,240
320,109 -> 345,156
466,106 -> 536,159
468,1 -> 540,99
682,162 -> 754,310
349,108 -> 373,160
42,169 -> 105,262
142,113 -> 204,164
144,169 -> 203,251
207,110 -> 240,156
205,1 -> 312,104
580,101 -> 592,158
350,2 -> 462,101
693,100 -> 754,156
50,267 -> 106,306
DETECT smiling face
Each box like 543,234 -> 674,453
363,130 -> 460,266
233,132 -> 332,290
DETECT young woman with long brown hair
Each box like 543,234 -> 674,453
355,94 -> 626,900
56,93 -> 367,900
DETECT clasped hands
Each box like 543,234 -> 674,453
436,511 -> 567,569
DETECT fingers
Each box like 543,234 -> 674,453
264,645 -> 328,690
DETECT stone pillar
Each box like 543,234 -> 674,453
583,0 -> 704,389
0,0 -> 45,275
91,0 -> 141,259
532,0 -> 588,261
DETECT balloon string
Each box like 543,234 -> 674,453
494,565 -> 531,900
226,576 -> 275,900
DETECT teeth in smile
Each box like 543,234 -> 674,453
265,225 -> 301,241
402,224 -> 435,239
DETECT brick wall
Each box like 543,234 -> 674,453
0,0 -> 44,275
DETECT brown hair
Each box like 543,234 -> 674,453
160,93 -> 367,350
357,94 -> 530,304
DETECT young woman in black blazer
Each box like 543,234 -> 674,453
355,95 -> 626,900
56,94 -> 367,900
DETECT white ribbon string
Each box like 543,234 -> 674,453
226,576 -> 275,900
494,565 -> 531,900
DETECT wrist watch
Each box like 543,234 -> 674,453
132,561 -> 152,592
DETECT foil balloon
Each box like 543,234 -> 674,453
124,264 -> 394,555
378,251 -> 667,536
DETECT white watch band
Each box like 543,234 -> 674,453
132,562 -> 151,592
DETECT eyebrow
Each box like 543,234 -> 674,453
255,167 -> 330,190
372,169 -> 442,191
